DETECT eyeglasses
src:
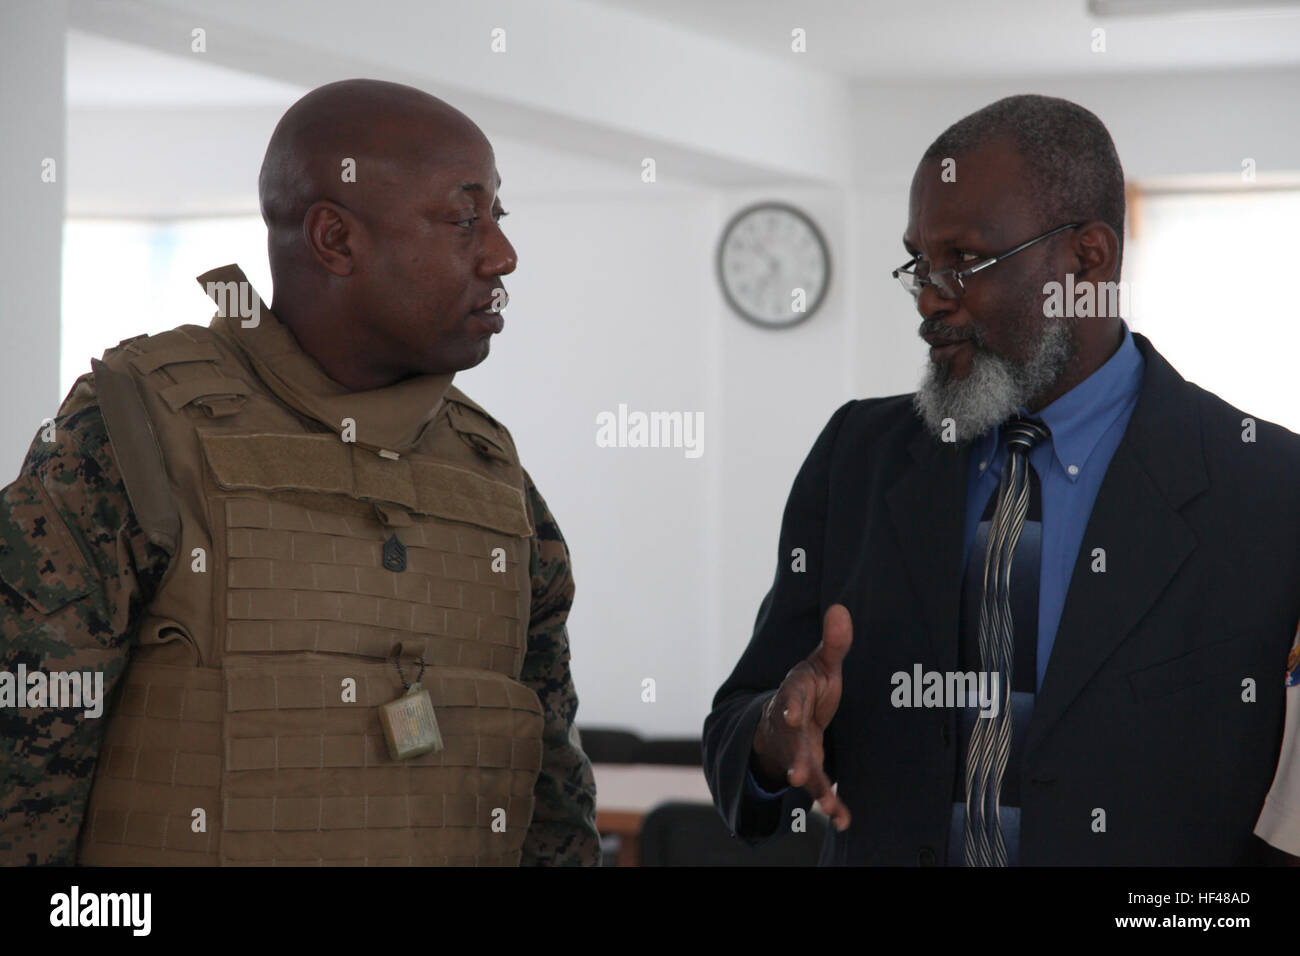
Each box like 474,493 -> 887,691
892,222 -> 1082,301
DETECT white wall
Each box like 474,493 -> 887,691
0,1 -> 67,482
460,181 -> 858,735
456,190 -> 723,736
709,185 -> 857,699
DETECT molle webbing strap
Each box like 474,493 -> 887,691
219,658 -> 542,864
198,432 -> 533,537
77,662 -> 223,865
91,358 -> 181,555
127,341 -> 223,374
123,332 -> 250,418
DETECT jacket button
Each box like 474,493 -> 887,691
918,846 -> 936,866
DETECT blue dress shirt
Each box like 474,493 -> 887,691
962,319 -> 1145,689
747,319 -> 1146,803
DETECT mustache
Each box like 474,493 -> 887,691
918,318 -> 986,349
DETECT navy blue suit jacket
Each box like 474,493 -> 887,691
703,332 -> 1300,865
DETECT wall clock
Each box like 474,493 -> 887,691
716,201 -> 830,329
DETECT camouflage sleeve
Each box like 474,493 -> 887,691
517,470 -> 600,866
0,375 -> 171,865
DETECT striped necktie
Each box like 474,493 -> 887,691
964,416 -> 1050,867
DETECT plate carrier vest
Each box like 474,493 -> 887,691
77,268 -> 543,865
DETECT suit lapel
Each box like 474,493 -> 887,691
1026,332 -> 1208,759
887,427 -> 972,671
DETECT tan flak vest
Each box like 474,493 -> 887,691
77,265 -> 543,865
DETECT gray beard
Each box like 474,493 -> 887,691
912,316 -> 1076,443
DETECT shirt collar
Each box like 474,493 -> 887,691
978,319 -> 1144,481
197,264 -> 454,458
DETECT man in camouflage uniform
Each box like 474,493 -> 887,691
0,79 -> 598,866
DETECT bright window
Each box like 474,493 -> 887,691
1126,186 -> 1300,433
60,216 -> 271,399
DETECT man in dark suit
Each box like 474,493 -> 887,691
702,94 -> 1300,866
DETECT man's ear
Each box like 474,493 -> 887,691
303,199 -> 357,277
1071,220 -> 1121,283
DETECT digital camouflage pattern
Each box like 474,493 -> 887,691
0,376 -> 599,866
520,473 -> 600,865
0,375 -> 168,865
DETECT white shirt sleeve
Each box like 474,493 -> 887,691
1254,624 -> 1300,856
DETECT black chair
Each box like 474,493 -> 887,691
579,727 -> 702,766
637,738 -> 702,766
639,801 -> 826,866
579,728 -> 644,764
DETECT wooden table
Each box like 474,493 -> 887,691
592,764 -> 713,866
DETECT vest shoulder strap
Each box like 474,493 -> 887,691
90,355 -> 181,554
92,325 -> 259,554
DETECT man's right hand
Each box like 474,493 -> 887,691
750,603 -> 853,831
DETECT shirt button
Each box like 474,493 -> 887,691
978,461 -> 987,471
1067,464 -> 1079,476
918,846 -> 936,866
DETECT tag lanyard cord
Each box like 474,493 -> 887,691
392,644 -> 426,690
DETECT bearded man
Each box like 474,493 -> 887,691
703,94 -> 1300,866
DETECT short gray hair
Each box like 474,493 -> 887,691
922,94 -> 1126,269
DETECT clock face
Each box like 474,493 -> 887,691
717,202 -> 830,328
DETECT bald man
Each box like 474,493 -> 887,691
0,79 -> 599,866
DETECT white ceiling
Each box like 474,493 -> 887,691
592,0 -> 1300,79
68,1 -> 1300,111
66,29 -> 305,107
61,30 -> 698,217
